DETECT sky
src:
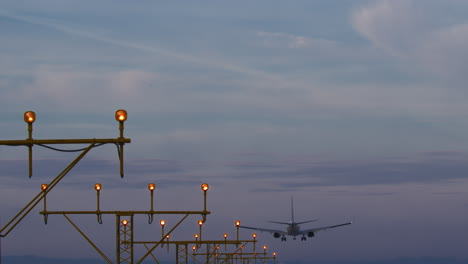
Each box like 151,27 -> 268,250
1,0 -> 468,263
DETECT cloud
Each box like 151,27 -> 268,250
4,150 -> 466,192
351,0 -> 468,83
257,31 -> 337,49
225,151 -> 468,190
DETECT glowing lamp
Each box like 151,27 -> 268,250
235,220 -> 241,227
223,233 -> 228,238
263,245 -> 267,250
41,184 -> 48,191
94,183 -> 102,191
166,234 -> 170,239
160,220 -> 166,226
24,111 -> 36,123
252,233 -> 257,238
194,234 -> 199,239
115,109 -> 127,122
122,220 -> 128,226
148,183 -> 156,191
201,183 -> 209,191
198,220 -> 204,226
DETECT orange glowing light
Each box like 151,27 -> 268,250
115,109 -> 128,122
41,184 -> 48,191
94,183 -> 102,191
148,183 -> 156,191
24,111 -> 36,123
122,220 -> 128,226
160,220 -> 166,226
201,183 -> 209,191
235,220 -> 241,227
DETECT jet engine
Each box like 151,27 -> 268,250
273,233 -> 281,238
307,232 -> 315,238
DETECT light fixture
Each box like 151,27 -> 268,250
115,109 -> 128,122
24,111 -> 36,123
201,183 -> 209,192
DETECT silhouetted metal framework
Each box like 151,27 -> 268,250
0,110 -> 130,237
0,111 -> 213,264
132,238 -> 277,264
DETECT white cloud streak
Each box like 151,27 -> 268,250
0,10 -> 272,79
257,31 -> 337,49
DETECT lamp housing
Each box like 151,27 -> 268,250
115,109 -> 128,122
24,111 -> 36,123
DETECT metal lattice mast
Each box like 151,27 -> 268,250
117,214 -> 134,264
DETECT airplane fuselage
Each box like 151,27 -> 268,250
287,223 -> 301,236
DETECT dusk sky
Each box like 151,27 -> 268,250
1,1 -> 468,263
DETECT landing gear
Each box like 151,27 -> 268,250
301,235 -> 307,241
281,236 -> 286,241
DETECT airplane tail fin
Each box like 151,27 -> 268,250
291,196 -> 295,223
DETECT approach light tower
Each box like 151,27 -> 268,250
0,110 -> 130,238
0,111 -> 212,264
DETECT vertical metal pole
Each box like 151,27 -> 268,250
161,226 -> 165,248
203,191 -> 207,212
116,215 -> 120,264
28,123 -> 33,178
43,191 -> 47,212
97,190 -> 100,211
206,244 -> 209,264
185,244 -> 188,264
130,215 -> 134,264
199,225 -> 202,243
119,121 -> 124,178
150,190 -> 154,212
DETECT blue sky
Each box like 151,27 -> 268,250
1,1 -> 468,263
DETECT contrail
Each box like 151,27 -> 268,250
0,10 -> 275,79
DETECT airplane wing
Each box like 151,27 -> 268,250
239,225 -> 287,235
301,222 -> 352,234
295,219 -> 318,225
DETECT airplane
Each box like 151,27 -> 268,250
239,197 -> 352,241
